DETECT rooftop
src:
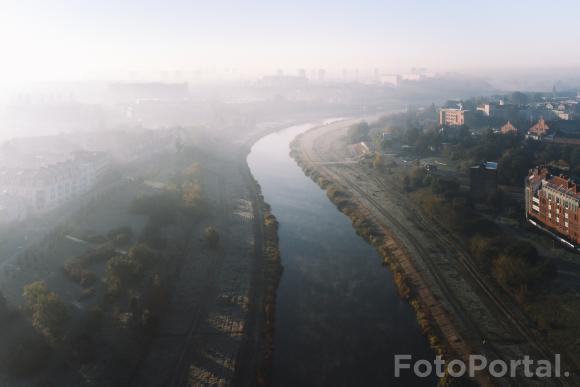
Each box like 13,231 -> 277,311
530,167 -> 580,199
472,161 -> 498,170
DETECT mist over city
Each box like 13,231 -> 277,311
0,1 -> 579,387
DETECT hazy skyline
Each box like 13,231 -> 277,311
2,0 -> 580,82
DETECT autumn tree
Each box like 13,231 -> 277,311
23,281 -> 68,343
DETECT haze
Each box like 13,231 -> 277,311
2,0 -> 580,82
1,2 -> 580,386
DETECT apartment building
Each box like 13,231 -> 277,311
525,166 -> 580,248
0,151 -> 109,215
439,108 -> 467,126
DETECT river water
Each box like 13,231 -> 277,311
247,121 -> 436,387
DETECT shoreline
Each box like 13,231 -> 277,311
288,122 -> 493,387
233,117 -> 331,387
232,161 -> 282,387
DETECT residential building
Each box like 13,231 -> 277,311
0,151 -> 109,215
477,103 -> 494,117
470,161 -> 498,200
525,166 -> 580,249
554,110 -> 571,120
526,118 -> 580,144
476,101 -> 518,119
527,117 -> 551,139
500,121 -> 518,135
439,108 -> 469,126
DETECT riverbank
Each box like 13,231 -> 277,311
289,119 -> 571,387
231,151 -> 283,387
289,120 -> 467,386
128,119 -> 311,387
251,120 -> 435,386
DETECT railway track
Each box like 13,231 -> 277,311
363,169 -> 571,374
312,159 -> 509,386
166,171 -> 231,387
298,131 -> 571,386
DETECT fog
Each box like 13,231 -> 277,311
2,1 -> 580,243
1,2 -> 580,386
2,1 -> 580,82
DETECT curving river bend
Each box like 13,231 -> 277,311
247,120 -> 436,387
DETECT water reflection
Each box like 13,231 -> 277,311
248,122 -> 436,387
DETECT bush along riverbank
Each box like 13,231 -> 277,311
234,152 -> 283,387
255,199 -> 283,386
289,136 -> 468,387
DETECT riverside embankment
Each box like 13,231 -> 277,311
247,120 -> 436,387
290,119 -> 573,387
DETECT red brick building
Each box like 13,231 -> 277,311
527,117 -> 551,139
525,166 -> 580,248
500,121 -> 518,135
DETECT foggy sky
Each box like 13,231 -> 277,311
1,0 -> 580,82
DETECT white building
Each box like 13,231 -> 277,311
0,151 -> 109,215
0,192 -> 27,223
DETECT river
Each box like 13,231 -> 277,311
247,120 -> 436,387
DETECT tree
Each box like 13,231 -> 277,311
347,121 -> 370,143
23,281 -> 68,342
106,255 -> 142,290
105,244 -> 161,296
498,147 -> 533,185
493,253 -> 531,289
23,281 -> 48,307
204,227 -> 220,248
492,241 -> 550,295
469,235 -> 501,266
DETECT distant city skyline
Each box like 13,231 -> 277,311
2,0 -> 580,82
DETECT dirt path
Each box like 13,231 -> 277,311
291,119 -> 573,387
